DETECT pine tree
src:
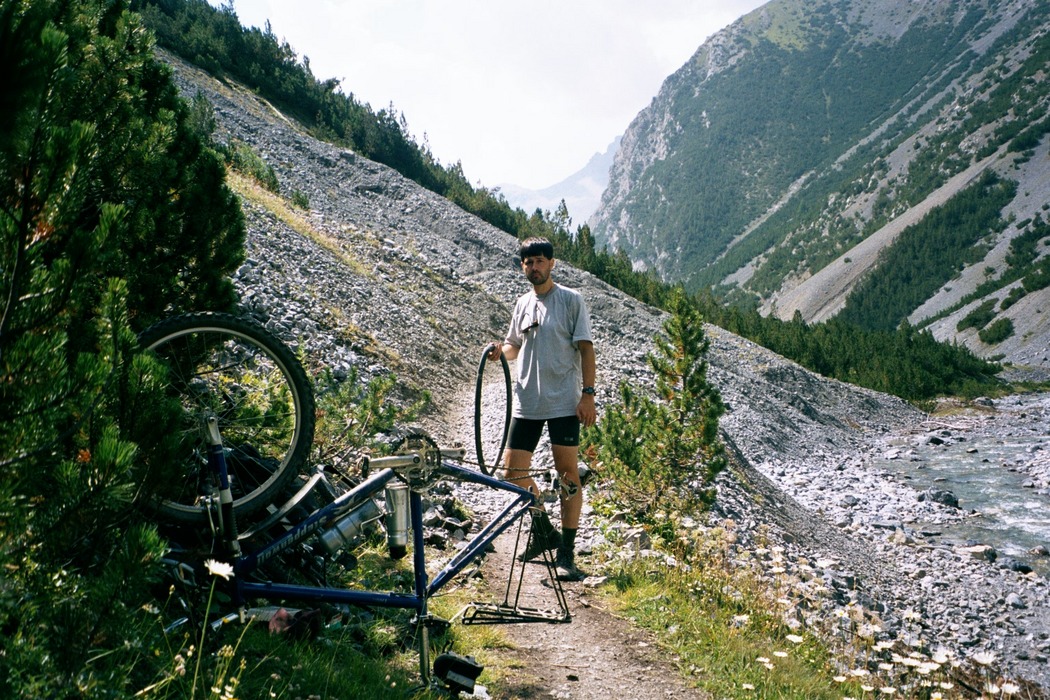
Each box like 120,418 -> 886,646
0,1 -> 244,693
587,290 -> 726,536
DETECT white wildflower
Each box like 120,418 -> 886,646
205,559 -> 234,580
972,651 -> 996,666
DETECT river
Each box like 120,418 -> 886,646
874,392 -> 1050,577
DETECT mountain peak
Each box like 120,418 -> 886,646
497,136 -> 620,224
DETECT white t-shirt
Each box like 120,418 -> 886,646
505,283 -> 592,420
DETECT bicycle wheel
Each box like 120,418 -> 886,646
139,312 -> 315,525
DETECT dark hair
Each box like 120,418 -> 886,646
519,237 -> 554,261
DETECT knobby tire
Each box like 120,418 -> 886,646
139,312 -> 315,525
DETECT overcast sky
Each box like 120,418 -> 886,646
212,1 -> 767,190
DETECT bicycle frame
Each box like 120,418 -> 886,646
231,461 -> 537,611
199,419 -> 571,688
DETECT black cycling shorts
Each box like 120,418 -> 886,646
507,415 -> 580,452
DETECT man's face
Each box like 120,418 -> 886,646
521,254 -> 553,286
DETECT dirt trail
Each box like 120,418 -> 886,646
431,379 -> 709,700
470,534 -> 708,700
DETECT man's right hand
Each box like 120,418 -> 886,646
487,342 -> 502,361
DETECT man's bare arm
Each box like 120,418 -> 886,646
577,340 -> 596,427
487,342 -> 519,361
579,340 -> 595,388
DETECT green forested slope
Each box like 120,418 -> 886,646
836,172 -> 1015,331
597,0 -> 995,285
593,0 -> 1050,355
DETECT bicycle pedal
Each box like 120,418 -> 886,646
434,651 -> 483,695
422,616 -> 451,634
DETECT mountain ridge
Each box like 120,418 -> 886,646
591,0 -> 1050,373
496,136 -> 619,223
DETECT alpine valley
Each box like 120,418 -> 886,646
590,0 -> 1050,374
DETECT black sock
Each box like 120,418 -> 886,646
561,527 -> 577,554
532,510 -> 556,538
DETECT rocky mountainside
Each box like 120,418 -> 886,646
591,0 -> 1050,371
165,50 -> 1050,689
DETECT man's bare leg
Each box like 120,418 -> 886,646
551,444 -> 585,580
551,444 -> 582,529
504,448 -> 538,495
505,448 -> 560,556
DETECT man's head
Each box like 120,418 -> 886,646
519,237 -> 555,291
519,237 -> 554,262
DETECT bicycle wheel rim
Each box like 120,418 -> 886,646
474,348 -> 511,476
140,313 -> 314,524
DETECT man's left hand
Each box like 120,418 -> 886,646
577,396 -> 596,428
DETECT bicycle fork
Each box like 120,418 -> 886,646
204,414 -> 241,557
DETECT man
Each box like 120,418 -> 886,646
487,237 -> 596,582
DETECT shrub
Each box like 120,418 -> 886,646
1000,286 -> 1026,311
978,317 -> 1014,345
956,298 -> 997,332
227,139 -> 281,192
1022,258 -> 1050,293
1,2 -> 244,693
586,291 -> 726,535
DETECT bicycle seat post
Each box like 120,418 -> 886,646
204,415 -> 241,557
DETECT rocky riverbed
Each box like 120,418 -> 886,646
746,393 -> 1050,688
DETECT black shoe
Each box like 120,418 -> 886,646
554,548 -> 585,582
517,527 -> 561,562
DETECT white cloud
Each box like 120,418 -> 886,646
216,0 -> 766,189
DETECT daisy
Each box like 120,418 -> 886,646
205,559 -> 234,580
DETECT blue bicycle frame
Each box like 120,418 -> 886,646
231,462 -> 539,612
199,419 -> 571,687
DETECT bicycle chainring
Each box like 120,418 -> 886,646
393,430 -> 442,490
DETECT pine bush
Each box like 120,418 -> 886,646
586,291 -> 726,538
